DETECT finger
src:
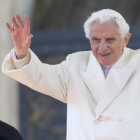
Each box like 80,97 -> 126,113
11,16 -> 18,27
24,34 -> 33,48
6,23 -> 13,33
16,14 -> 23,28
24,15 -> 30,33
26,34 -> 33,43
28,34 -> 33,38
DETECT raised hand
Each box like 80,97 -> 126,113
6,14 -> 33,59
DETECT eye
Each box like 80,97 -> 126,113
107,38 -> 115,43
92,37 -> 100,43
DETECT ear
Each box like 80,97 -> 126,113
123,33 -> 131,48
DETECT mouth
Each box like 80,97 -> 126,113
99,53 -> 111,56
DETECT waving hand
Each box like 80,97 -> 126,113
6,14 -> 33,59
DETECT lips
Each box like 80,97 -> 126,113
99,53 -> 111,56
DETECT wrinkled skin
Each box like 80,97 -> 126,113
89,20 -> 131,66
6,14 -> 33,59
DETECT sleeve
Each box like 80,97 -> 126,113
2,49 -> 71,103
11,49 -> 31,69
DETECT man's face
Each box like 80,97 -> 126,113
89,20 -> 131,66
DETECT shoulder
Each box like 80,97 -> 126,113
67,51 -> 91,63
64,51 -> 91,70
128,47 -> 140,59
0,121 -> 23,140
70,51 -> 91,57
125,47 -> 140,68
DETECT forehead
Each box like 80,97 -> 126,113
89,20 -> 120,38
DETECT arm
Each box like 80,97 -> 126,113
2,14 -> 70,103
2,49 -> 70,103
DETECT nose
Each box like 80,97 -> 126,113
98,41 -> 108,51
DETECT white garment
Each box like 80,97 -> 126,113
2,47 -> 140,140
12,49 -> 112,79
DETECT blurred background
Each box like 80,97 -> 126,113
0,0 -> 140,140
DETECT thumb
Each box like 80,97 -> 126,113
26,34 -> 33,43
28,34 -> 33,39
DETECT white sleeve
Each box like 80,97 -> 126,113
2,49 -> 70,103
12,49 -> 18,59
11,49 -> 31,69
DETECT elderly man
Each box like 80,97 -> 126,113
2,9 -> 140,140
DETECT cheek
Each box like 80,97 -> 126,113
91,45 -> 98,56
111,45 -> 123,58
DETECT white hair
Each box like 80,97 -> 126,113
84,9 -> 130,39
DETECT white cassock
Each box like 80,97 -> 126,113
2,47 -> 140,140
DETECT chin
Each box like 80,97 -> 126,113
100,62 -> 113,66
